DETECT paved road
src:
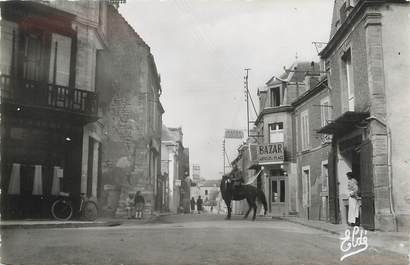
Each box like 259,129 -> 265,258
1,214 -> 407,265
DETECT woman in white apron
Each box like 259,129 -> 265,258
347,172 -> 360,226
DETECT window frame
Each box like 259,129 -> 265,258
300,110 -> 310,151
342,48 -> 354,111
270,86 -> 281,107
268,122 -> 284,143
320,96 -> 331,127
302,166 -> 311,208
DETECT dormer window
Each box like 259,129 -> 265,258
270,87 -> 281,107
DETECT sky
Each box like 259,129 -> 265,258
119,0 -> 333,179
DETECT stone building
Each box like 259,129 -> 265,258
0,0 -> 106,219
254,62 -> 320,216
161,125 -> 189,213
292,76 -> 332,222
317,0 -> 410,232
96,5 -> 164,216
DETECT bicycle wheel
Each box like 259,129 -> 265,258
51,199 -> 73,221
82,201 -> 98,221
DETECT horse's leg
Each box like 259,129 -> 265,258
244,198 -> 252,219
252,202 -> 258,221
225,200 -> 231,220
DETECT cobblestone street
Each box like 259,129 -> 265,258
1,214 -> 407,265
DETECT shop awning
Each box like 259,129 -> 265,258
317,111 -> 369,135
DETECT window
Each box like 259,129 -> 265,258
300,110 -> 310,150
48,33 -> 72,86
270,87 -> 281,107
0,21 -> 18,75
269,122 -> 284,143
271,179 -> 286,203
321,161 -> 329,192
205,190 -> 208,196
320,97 -> 331,127
342,49 -> 354,111
302,166 -> 311,207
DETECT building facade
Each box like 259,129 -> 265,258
96,4 -> 164,217
254,62 -> 320,217
1,0 -> 106,219
293,76 -> 332,221
318,0 -> 410,232
161,125 -> 189,213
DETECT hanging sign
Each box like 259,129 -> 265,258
224,129 -> 244,139
257,143 -> 284,164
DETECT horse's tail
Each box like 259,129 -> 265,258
257,189 -> 268,215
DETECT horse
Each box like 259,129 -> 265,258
220,174 -> 268,220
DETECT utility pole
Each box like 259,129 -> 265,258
244,68 -> 251,137
222,139 -> 226,175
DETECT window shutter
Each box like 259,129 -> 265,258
49,33 -> 72,86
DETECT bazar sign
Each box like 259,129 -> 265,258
224,129 -> 244,139
257,143 -> 284,163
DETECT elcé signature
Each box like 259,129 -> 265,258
340,226 -> 368,261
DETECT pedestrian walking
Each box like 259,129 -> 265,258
190,197 -> 196,213
134,191 -> 145,219
196,196 -> 203,214
347,172 -> 360,226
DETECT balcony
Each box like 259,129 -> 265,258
0,74 -> 99,122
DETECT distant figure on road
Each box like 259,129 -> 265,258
196,196 -> 203,214
125,192 -> 135,219
190,197 -> 196,213
134,191 -> 145,219
347,172 -> 360,226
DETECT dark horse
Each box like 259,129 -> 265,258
220,174 -> 268,220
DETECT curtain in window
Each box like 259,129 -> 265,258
51,166 -> 63,195
8,163 -> 21,195
32,165 -> 43,195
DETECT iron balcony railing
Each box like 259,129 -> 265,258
0,74 -> 98,116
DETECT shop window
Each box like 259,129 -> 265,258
269,122 -> 284,143
271,178 -> 286,203
280,180 -> 285,202
272,180 -> 278,202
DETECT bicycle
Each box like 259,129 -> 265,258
51,193 -> 99,221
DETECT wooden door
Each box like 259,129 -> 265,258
328,146 -> 339,224
360,140 -> 375,230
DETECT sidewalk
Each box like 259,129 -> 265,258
0,212 -> 172,229
277,216 -> 410,256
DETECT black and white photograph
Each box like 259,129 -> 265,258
0,0 -> 409,264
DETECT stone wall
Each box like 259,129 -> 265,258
96,5 -> 162,216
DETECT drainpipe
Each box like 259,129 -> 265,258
366,116 -> 397,231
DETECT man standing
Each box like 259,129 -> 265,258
196,196 -> 203,214
190,197 -> 196,214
